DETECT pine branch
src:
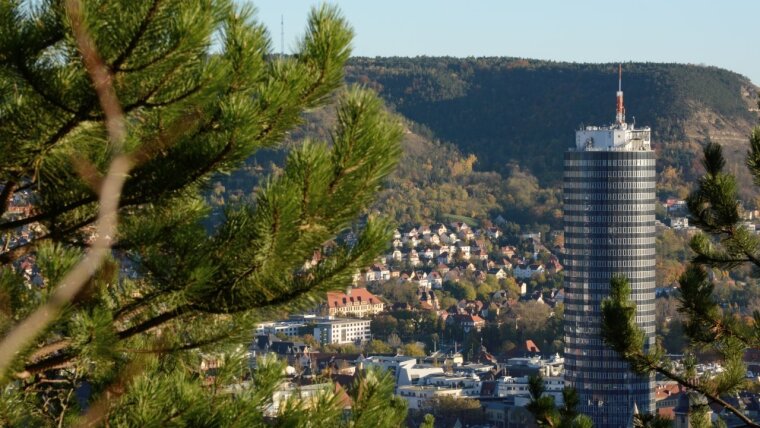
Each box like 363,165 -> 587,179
603,273 -> 758,426
0,0 -> 133,380
111,0 -> 163,72
12,59 -> 78,114
643,357 -> 758,428
25,218 -> 388,373
142,83 -> 203,108
1,4 -> 397,423
115,304 -> 191,341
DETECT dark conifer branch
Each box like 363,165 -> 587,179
111,0 -> 163,71
12,61 -> 78,114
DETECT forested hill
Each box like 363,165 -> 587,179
345,57 -> 758,186
213,58 -> 758,229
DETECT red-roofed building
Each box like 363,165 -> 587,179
325,288 -> 384,317
447,314 -> 486,333
525,340 -> 540,354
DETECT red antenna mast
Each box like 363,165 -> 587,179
616,64 -> 625,125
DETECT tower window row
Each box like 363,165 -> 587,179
564,170 -> 655,178
564,181 -> 655,189
565,214 -> 655,223
565,225 -> 656,234
565,159 -> 655,167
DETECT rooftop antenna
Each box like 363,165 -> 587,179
280,15 -> 285,57
616,64 -> 625,125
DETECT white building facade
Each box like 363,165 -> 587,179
314,318 -> 371,345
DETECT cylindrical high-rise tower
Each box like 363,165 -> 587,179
563,69 -> 656,427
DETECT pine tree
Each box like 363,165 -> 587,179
0,0 -> 404,425
526,373 -> 593,427
601,127 -> 760,427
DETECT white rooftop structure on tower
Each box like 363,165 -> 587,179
575,65 -> 651,152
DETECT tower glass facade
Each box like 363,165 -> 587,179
563,133 -> 656,426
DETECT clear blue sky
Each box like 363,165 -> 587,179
241,0 -> 760,85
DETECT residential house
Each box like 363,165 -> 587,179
501,246 -> 517,258
428,271 -> 443,289
459,229 -> 475,241
457,299 -> 484,315
430,244 -> 443,256
450,221 -> 470,233
408,250 -> 421,266
447,313 -> 485,332
399,271 -> 414,282
472,248 -> 489,261
405,236 -> 420,248
488,268 -> 507,280
458,262 -> 476,272
421,247 -> 435,260
418,290 -> 439,311
437,251 -> 452,265
514,263 -> 545,279
457,243 -> 471,259
445,232 -> 459,244
364,264 -> 390,282
431,223 -> 448,235
416,271 -> 431,290
425,233 -> 441,245
486,227 -> 502,239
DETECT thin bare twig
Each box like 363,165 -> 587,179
0,0 -> 132,379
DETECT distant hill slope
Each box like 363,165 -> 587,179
211,103 -> 558,228
345,57 -> 758,189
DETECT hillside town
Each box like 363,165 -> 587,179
246,219 -> 760,427
7,177 -> 760,426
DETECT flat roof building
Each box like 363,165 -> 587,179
313,318 -> 371,345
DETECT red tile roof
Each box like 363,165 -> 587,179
525,340 -> 540,353
326,288 -> 380,309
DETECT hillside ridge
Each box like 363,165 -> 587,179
344,57 -> 759,191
